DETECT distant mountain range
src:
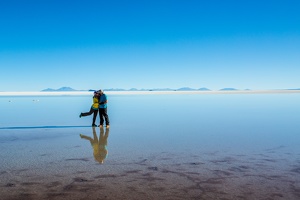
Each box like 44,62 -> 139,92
42,87 -> 77,92
41,87 -> 300,92
41,87 -> 212,92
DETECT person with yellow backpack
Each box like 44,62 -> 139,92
79,91 -> 99,127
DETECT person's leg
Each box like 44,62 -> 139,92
92,127 -> 99,143
99,108 -> 104,126
81,107 -> 94,117
102,108 -> 110,126
79,134 -> 93,143
92,109 -> 98,126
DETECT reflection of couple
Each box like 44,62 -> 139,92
80,127 -> 110,164
79,89 -> 110,127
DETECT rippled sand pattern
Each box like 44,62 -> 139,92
1,147 -> 300,200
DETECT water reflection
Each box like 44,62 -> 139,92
80,127 -> 110,164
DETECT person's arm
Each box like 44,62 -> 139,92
99,100 -> 107,105
99,95 -> 108,104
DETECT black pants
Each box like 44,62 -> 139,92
99,108 -> 110,125
81,107 -> 98,125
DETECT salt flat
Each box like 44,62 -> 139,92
0,93 -> 300,199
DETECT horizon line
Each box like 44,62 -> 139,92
1,90 -> 300,96
1,86 -> 300,93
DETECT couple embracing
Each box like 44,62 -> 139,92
80,89 -> 110,128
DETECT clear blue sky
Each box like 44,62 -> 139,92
1,0 -> 299,91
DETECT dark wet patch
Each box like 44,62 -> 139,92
291,167 -> 300,174
127,186 -> 138,192
265,145 -> 286,151
186,172 -> 200,175
201,178 -> 223,184
271,193 -> 284,198
12,168 -> 29,173
151,187 -> 166,192
20,182 -> 39,186
18,193 -> 37,200
94,174 -> 117,179
268,175 -> 283,179
0,171 -> 7,176
140,176 -> 165,182
65,158 -> 89,162
261,158 -> 277,163
46,181 -> 61,188
159,169 -> 202,188
254,163 -> 268,167
54,174 -> 64,178
46,192 -> 67,199
125,170 -> 142,174
140,173 -> 165,182
255,153 -> 271,158
206,151 -> 219,156
210,157 -> 236,164
73,177 -> 88,182
266,151 -> 276,154
239,165 -> 250,169
235,154 -> 246,157
6,183 -> 15,187
63,184 -> 74,191
290,183 -> 300,198
171,163 -> 182,167
161,169 -> 171,174
136,159 -> 148,165
148,167 -> 158,171
213,170 -> 233,177
229,166 -> 249,173
188,162 -> 203,166
76,171 -> 87,174
159,157 -> 171,160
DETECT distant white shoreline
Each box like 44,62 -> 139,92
1,90 -> 300,96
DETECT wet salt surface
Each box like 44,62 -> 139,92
1,94 -> 300,199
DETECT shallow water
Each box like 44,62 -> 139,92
0,93 -> 300,199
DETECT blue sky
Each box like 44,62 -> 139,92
0,0 -> 299,91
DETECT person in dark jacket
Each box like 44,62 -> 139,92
98,89 -> 110,128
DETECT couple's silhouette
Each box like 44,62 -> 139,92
80,127 -> 110,164
79,90 -> 110,127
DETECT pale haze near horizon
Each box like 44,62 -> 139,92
0,0 -> 299,92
